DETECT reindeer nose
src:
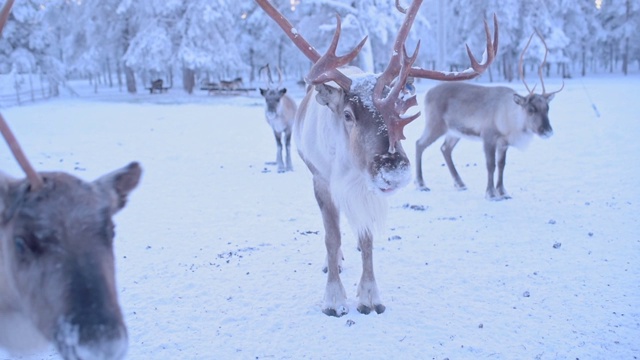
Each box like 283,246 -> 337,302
74,328 -> 128,360
56,320 -> 128,360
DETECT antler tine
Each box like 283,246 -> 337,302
255,0 -> 320,62
395,0 -> 407,14
465,14 -> 498,75
407,13 -> 498,81
519,32 -> 536,95
304,14 -> 367,90
0,115 -> 44,191
374,0 -> 423,97
0,0 -> 12,26
373,0 -> 424,153
0,0 -> 43,192
276,66 -> 283,88
535,28 -> 548,94
255,0 -> 367,91
534,28 -> 564,96
259,63 -> 273,88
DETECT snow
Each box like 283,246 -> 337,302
1,74 -> 639,359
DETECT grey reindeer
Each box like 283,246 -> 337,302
415,29 -> 563,200
259,64 -> 297,173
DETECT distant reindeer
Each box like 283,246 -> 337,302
257,0 -> 497,316
0,3 -> 140,359
259,64 -> 297,173
415,29 -> 563,200
219,77 -> 244,91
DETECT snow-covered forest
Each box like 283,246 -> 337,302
0,0 -> 638,98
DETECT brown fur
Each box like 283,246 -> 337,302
0,163 -> 141,359
415,82 -> 555,200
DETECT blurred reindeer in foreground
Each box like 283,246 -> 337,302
0,1 -> 140,359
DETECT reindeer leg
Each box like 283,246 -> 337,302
273,131 -> 285,173
284,129 -> 293,172
415,124 -> 446,191
495,141 -> 511,199
483,135 -> 499,200
356,230 -> 385,315
441,135 -> 466,190
322,247 -> 343,274
313,177 -> 348,317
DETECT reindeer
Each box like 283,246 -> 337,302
259,64 -> 297,173
415,29 -> 563,200
256,0 -> 497,316
0,3 -> 140,359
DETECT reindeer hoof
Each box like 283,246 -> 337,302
357,304 -> 386,315
323,306 -> 348,317
417,186 -> 431,192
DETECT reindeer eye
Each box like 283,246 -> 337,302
344,110 -> 354,122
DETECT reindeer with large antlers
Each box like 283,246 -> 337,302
415,29 -> 563,200
256,0 -> 497,316
259,64 -> 297,173
0,1 -> 140,358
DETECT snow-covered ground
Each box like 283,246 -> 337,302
1,74 -> 638,359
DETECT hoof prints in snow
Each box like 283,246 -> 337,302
402,203 -> 428,211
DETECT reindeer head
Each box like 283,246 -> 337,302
259,64 -> 288,121
0,164 -> 140,359
517,29 -> 564,138
0,3 -> 138,358
256,0 -> 498,194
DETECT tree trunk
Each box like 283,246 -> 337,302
125,66 -> 137,94
116,61 -> 123,92
581,45 -> 586,77
436,0 -> 446,71
609,42 -> 614,73
106,57 -> 114,87
183,67 -> 195,94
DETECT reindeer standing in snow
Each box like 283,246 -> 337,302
259,64 -> 297,173
256,0 -> 498,316
415,29 -> 563,200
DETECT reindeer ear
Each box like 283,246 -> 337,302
0,173 -> 12,220
315,84 -> 343,114
513,93 -> 527,106
544,93 -> 555,102
95,162 -> 142,213
259,88 -> 267,96
279,88 -> 287,96
0,173 -> 23,224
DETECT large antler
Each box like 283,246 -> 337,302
259,63 -> 273,88
407,14 -> 499,81
255,0 -> 367,90
0,0 -> 44,191
374,0 -> 498,151
255,0 -> 498,152
519,29 -> 564,97
519,32 -> 537,95
534,28 -> 564,97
